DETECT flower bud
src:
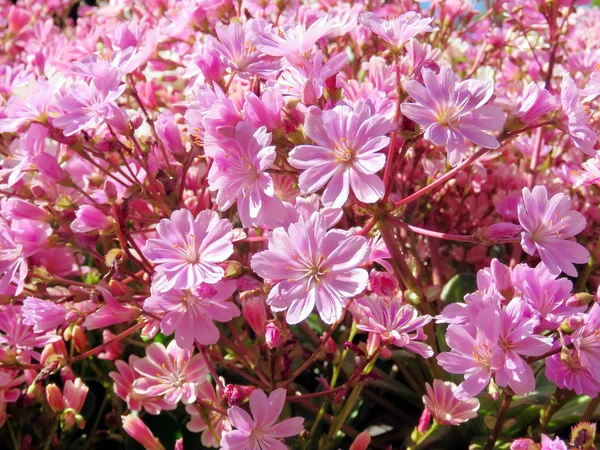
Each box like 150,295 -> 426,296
104,180 -> 118,200
122,415 -> 165,450
224,261 -> 244,278
60,366 -> 76,384
509,438 -> 538,450
71,205 -> 113,234
72,326 -> 88,352
223,384 -> 253,407
349,431 -> 371,450
366,332 -> 381,356
265,322 -> 281,349
241,294 -> 267,336
368,270 -> 399,297
565,293 -> 595,308
155,112 -> 184,157
487,379 -> 500,401
46,384 -> 65,412
417,408 -> 432,434
560,315 -> 585,334
129,114 -> 144,130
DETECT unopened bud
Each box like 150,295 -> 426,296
565,293 -> 595,308
487,379 -> 500,401
241,294 -> 267,336
224,261 -> 244,278
417,408 -> 432,434
122,414 -> 164,450
265,322 -> 281,349
104,180 -> 118,200
130,114 -> 144,130
46,384 -> 65,412
561,316 -> 585,333
223,384 -> 252,407
72,325 -> 88,352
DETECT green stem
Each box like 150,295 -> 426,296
407,423 -> 439,450
484,392 -> 513,450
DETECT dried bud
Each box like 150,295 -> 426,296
343,342 -> 365,357
224,261 -> 244,278
487,379 -> 500,401
571,422 -> 596,449
223,384 -> 249,407
265,322 -> 281,349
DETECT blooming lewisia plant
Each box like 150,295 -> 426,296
0,1 -> 599,449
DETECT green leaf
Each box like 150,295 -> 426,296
441,273 -> 477,304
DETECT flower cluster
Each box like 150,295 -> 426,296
0,0 -> 599,449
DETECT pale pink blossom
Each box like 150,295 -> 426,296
132,341 -> 209,406
559,74 -> 597,155
142,209 -> 234,292
423,380 -> 480,425
289,101 -> 395,207
143,281 -> 240,348
360,12 -> 437,50
251,212 -> 370,324
221,388 -> 304,450
122,414 -> 165,450
401,68 -> 505,166
518,186 -> 589,277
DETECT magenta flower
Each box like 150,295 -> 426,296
210,20 -> 278,78
122,415 -> 164,450
132,341 -> 209,406
401,68 -> 505,166
0,369 -> 25,428
559,74 -> 597,155
511,262 -> 579,330
185,382 -> 231,447
251,212 -> 370,324
142,209 -> 234,292
257,17 -> 337,66
510,82 -> 556,127
109,355 -> 174,415
495,300 -> 552,395
21,296 -> 71,333
545,349 -> 600,398
437,306 -> 505,399
208,122 -> 287,228
71,205 -> 113,234
423,379 -> 480,425
288,101 -> 395,207
571,303 -> 600,382
352,295 -> 433,358
360,12 -> 437,51
53,68 -> 127,136
220,388 -> 304,450
0,219 -> 27,295
518,186 -> 589,277
144,281 -> 240,348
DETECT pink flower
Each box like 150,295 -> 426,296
208,122 -> 287,228
221,388 -> 304,450
132,341 -> 209,406
423,379 -> 480,425
185,382 -> 231,447
71,205 -> 113,234
518,186 -> 589,277
53,68 -> 127,136
47,378 -> 90,429
577,153 -> 600,187
0,219 -> 28,295
21,296 -> 70,332
257,17 -> 337,66
122,414 -> 165,450
401,68 -> 505,166
437,306 -> 505,399
0,369 -> 25,428
571,303 -> 600,381
582,71 -> 600,102
251,212 -> 370,324
510,82 -> 556,127
142,209 -> 234,292
545,349 -> 600,398
352,295 -> 433,358
360,12 -> 437,51
109,355 -> 174,415
155,112 -> 184,157
289,101 -> 395,207
83,287 -> 140,329
144,281 -> 240,348
559,74 -> 597,155
210,20 -> 278,78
